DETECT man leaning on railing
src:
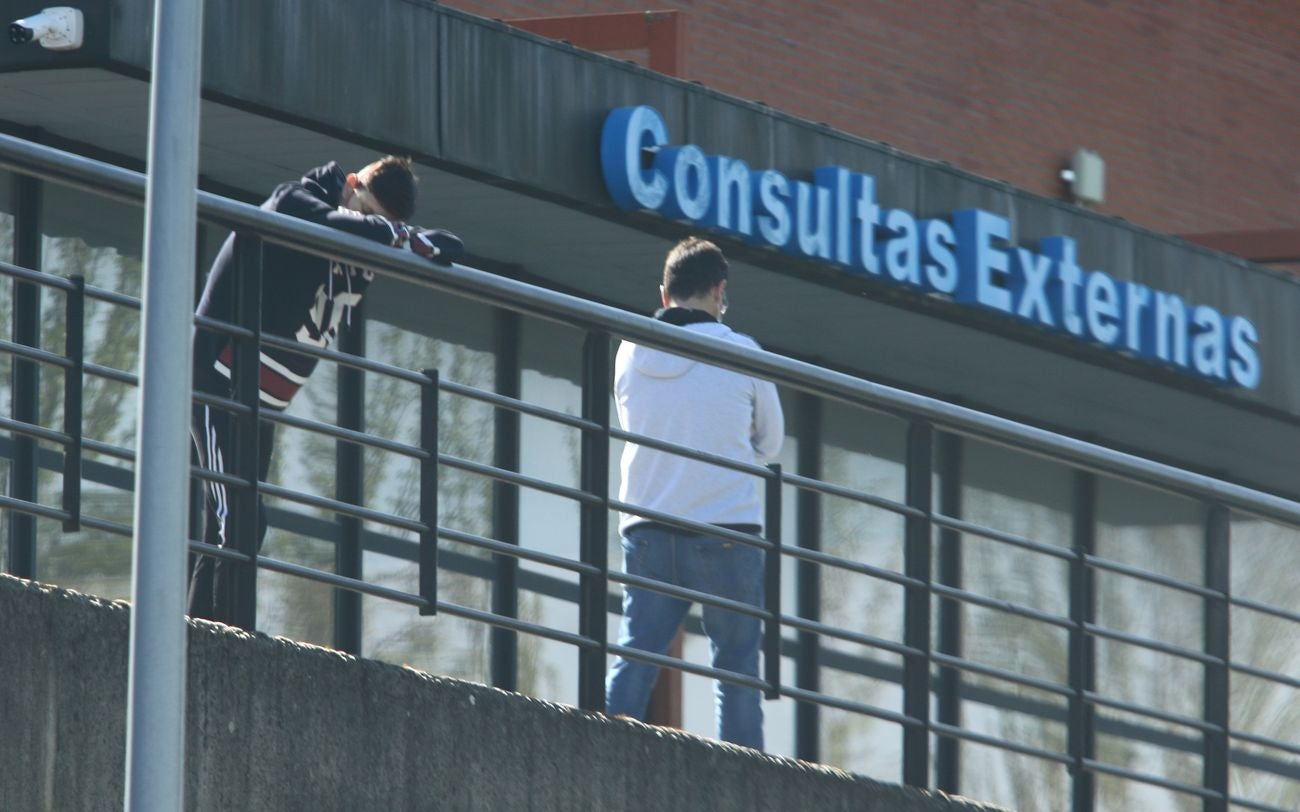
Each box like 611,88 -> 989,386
187,155 -> 464,621
605,237 -> 785,750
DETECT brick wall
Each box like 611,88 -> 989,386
444,1 -> 1299,238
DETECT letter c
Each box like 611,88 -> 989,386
601,106 -> 670,211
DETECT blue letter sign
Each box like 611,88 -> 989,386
599,106 -> 1262,389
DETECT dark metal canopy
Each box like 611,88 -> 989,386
0,0 -> 1296,499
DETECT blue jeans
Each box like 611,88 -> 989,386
605,523 -> 765,750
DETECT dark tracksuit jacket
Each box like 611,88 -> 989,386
190,161 -> 405,558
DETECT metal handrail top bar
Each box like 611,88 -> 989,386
608,426 -> 774,478
0,259 -> 78,291
2,133 -> 1298,528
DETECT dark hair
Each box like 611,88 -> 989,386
363,155 -> 417,221
663,237 -> 728,301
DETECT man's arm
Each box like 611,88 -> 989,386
751,377 -> 784,459
273,181 -> 464,263
271,181 -> 405,245
731,333 -> 784,458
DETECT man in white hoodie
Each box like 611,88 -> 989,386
605,237 -> 784,751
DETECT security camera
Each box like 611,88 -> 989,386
8,7 -> 83,51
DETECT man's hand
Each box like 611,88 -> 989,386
404,227 -> 465,265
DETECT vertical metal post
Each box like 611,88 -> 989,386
6,172 -> 39,578
1068,471 -> 1098,812
763,463 -> 783,699
124,2 -> 203,809
1202,505 -> 1230,812
491,309 -> 521,691
223,235 -> 261,630
934,432 -> 964,793
902,420 -> 934,788
795,393 -> 822,762
417,368 -> 439,615
578,332 -> 611,711
334,315 -> 365,654
61,275 -> 85,531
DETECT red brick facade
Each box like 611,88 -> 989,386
445,1 -> 1299,240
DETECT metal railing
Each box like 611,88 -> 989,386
4,134 -> 1300,812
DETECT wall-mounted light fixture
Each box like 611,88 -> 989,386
1060,148 -> 1105,205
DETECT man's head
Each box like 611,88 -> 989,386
343,155 -> 417,222
661,237 -> 728,318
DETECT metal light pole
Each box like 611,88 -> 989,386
125,1 -> 204,809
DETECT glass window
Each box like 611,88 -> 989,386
811,399 -> 909,779
955,438 -> 1073,810
337,278 -> 497,684
1228,516 -> 1300,810
1091,477 -> 1205,802
0,169 -> 12,262
32,184 -> 144,599
0,171 -> 16,534
517,316 -> 591,706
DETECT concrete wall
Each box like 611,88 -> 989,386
0,574 -> 1008,812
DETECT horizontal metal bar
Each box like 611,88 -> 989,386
439,601 -> 598,651
0,338 -> 75,370
258,331 -> 431,386
193,313 -> 256,342
266,410 -> 430,461
931,512 -> 1075,562
1229,660 -> 1300,692
1084,690 -> 1219,734
439,378 -> 601,432
781,543 -> 924,590
780,469 -> 922,519
79,514 -> 134,537
84,361 -> 139,388
0,416 -> 73,447
1222,795 -> 1295,812
930,651 -> 1072,698
439,453 -> 601,506
258,482 -> 427,534
609,426 -> 773,478
0,259 -> 78,291
2,135 -> 1298,529
931,720 -> 1072,766
1229,593 -> 1300,627
0,494 -> 69,522
437,526 -> 601,577
82,438 -> 136,463
1084,553 -> 1221,599
930,582 -> 1074,630
607,642 -> 770,692
605,501 -> 775,550
1081,757 -> 1216,801
187,540 -> 252,565
189,389 -> 253,418
1083,623 -> 1219,666
1229,728 -> 1300,760
610,570 -> 774,621
778,684 -> 921,729
79,513 -> 134,537
257,555 -> 426,607
778,612 -> 921,660
186,462 -> 251,495
84,281 -> 142,310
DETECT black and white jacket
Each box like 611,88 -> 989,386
194,162 -> 406,408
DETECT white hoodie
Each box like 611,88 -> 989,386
614,320 -> 785,533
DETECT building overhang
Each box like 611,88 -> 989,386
0,0 -> 1296,499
